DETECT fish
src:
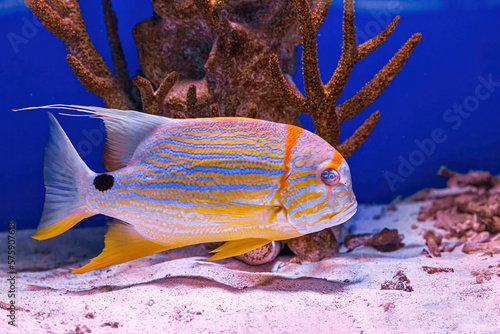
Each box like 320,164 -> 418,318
19,104 -> 357,274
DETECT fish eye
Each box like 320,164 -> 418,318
320,168 -> 340,186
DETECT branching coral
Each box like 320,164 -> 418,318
270,0 -> 422,158
131,0 -> 314,121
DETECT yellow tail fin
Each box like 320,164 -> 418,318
33,212 -> 89,240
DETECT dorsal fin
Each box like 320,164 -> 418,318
15,104 -> 181,171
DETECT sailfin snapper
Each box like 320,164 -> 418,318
17,105 -> 357,273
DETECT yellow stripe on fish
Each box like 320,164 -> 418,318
18,105 -> 357,273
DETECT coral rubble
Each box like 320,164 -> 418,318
344,228 -> 404,252
415,167 -> 500,256
381,271 -> 413,292
27,0 -> 421,264
422,266 -> 454,274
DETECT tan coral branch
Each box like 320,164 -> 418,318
132,77 -> 155,113
293,0 -> 326,103
27,0 -> 71,41
186,85 -> 198,114
164,83 -> 211,117
337,110 -> 380,158
133,72 -> 179,115
67,54 -> 113,95
184,85 -> 211,114
269,54 -> 308,112
325,0 -> 357,108
184,85 -> 210,115
336,33 -> 422,123
356,16 -> 400,62
102,0 -> 132,97
312,0 -> 332,33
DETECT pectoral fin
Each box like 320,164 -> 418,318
207,238 -> 271,261
197,201 -> 284,227
71,221 -> 170,274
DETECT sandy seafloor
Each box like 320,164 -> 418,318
1,202 -> 499,334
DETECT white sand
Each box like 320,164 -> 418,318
1,202 -> 499,333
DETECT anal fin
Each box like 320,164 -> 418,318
208,238 -> 271,261
71,221 -> 170,274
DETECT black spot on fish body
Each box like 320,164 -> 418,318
94,174 -> 114,192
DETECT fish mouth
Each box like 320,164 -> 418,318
300,201 -> 358,234
331,202 -> 358,226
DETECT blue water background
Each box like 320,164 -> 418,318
1,0 -> 500,230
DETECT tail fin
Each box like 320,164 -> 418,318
33,113 -> 92,240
